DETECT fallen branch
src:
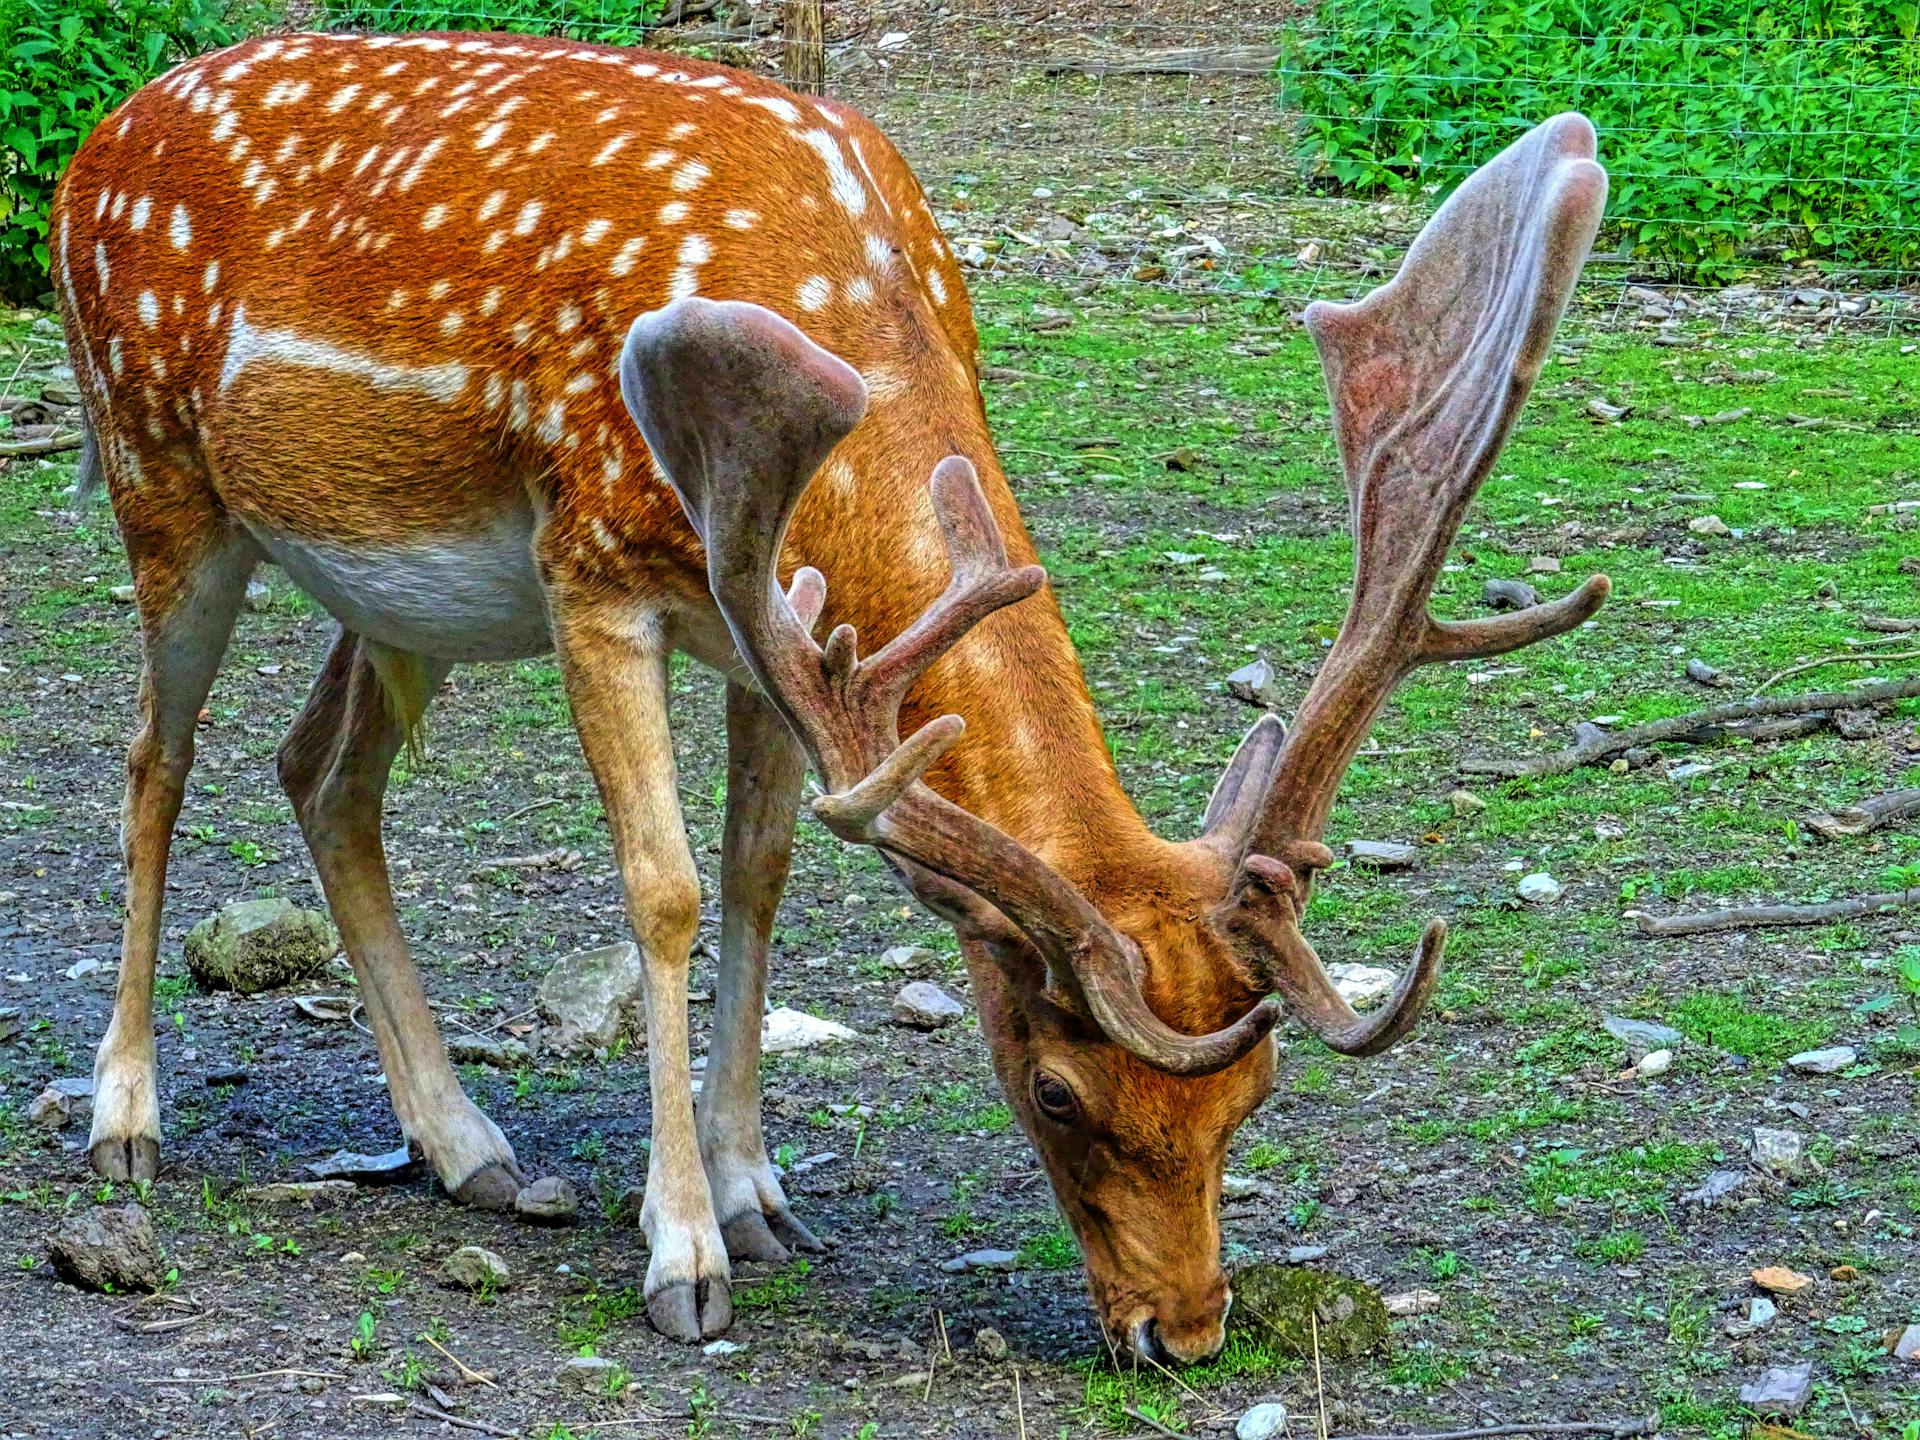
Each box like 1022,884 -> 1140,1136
1862,615 -> 1920,632
1336,1420 -> 1659,1440
1807,787 -> 1920,840
1632,887 -> 1920,937
1041,43 -> 1281,76
405,1402 -> 517,1438
0,428 -> 81,456
1460,676 -> 1920,779
1759,649 -> 1920,692
1123,1409 -> 1186,1439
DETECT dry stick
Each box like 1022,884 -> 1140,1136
1862,615 -> 1920,633
0,429 -> 81,456
1459,676 -> 1920,779
1758,649 -> 1920,693
139,1368 -> 346,1385
1014,1367 -> 1028,1440
501,796 -> 563,824
1312,1312 -> 1330,1440
1335,1420 -> 1659,1440
404,1401 -> 518,1438
1122,1408 -> 1186,1439
418,1333 -> 496,1388
1807,787 -> 1920,840
1633,886 -> 1920,938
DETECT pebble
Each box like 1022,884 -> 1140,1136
1751,1265 -> 1815,1297
939,1248 -> 1018,1274
1285,1245 -> 1329,1264
1516,872 -> 1562,904
1221,1173 -> 1264,1200
1344,840 -> 1419,870
1603,1014 -> 1682,1060
1328,962 -> 1396,1009
1383,1288 -> 1442,1317
891,980 -> 964,1030
1890,1323 -> 1920,1361
1750,1126 -> 1806,1177
1448,788 -> 1486,815
703,1340 -> 742,1358
1681,1170 -> 1749,1208
1226,657 -> 1282,708
1748,1297 -> 1777,1328
1632,1049 -> 1672,1078
561,1355 -> 620,1388
762,1007 -> 858,1054
1786,1045 -> 1856,1075
878,945 -> 938,971
974,1326 -> 1009,1362
307,1145 -> 416,1184
514,1176 -> 580,1225
64,957 -> 102,980
442,1245 -> 509,1291
1739,1361 -> 1813,1416
1236,1402 -> 1289,1440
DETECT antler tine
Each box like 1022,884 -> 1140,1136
1213,114 -> 1611,1052
622,298 -> 1275,1076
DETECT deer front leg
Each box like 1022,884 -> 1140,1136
699,681 -> 823,1263
550,596 -> 729,1342
93,529 -> 258,1181
277,633 -> 527,1208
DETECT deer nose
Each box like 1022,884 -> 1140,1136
1133,1314 -> 1225,1367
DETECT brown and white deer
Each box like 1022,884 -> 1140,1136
53,30 -> 1607,1357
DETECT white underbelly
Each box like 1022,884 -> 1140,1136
250,512 -> 553,662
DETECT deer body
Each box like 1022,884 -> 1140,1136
57,32 -> 1610,1359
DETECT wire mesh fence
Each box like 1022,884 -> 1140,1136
297,0 -> 1920,333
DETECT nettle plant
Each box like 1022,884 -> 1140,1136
0,0 -> 235,304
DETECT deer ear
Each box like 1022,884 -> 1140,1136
1199,712 -> 1286,851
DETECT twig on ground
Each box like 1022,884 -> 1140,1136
1015,1367 -> 1028,1440
1632,887 -> 1920,937
923,1309 -> 942,1402
1122,1408 -> 1186,1439
1806,787 -> 1920,840
1758,650 -> 1920,692
0,429 -> 82,456
501,796 -> 564,823
418,1333 -> 496,1387
981,364 -> 1064,385
1459,676 -> 1920,779
937,1307 -> 952,1364
1313,1312 -> 1329,1440
405,1401 -> 517,1437
1862,615 -> 1920,632
1334,1419 -> 1659,1440
140,1368 -> 347,1385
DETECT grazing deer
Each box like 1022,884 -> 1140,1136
53,28 -> 1607,1356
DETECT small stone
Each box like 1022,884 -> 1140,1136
1344,840 -> 1419,870
28,1077 -> 92,1129
939,1248 -> 1019,1273
1683,1170 -> 1750,1208
1748,1297 -> 1776,1328
184,897 -> 336,994
891,980 -> 964,1030
1829,1264 -> 1858,1282
1383,1288 -> 1442,1317
1603,1014 -> 1683,1060
1448,789 -> 1486,816
109,584 -> 136,603
561,1355 -> 619,1388
240,1180 -> 358,1208
536,941 -> 645,1052
64,957 -> 102,980
1236,1403 -> 1289,1440
514,1176 -> 580,1225
48,1205 -> 165,1293
1750,1127 -> 1806,1177
1751,1265 -> 1815,1297
1634,1049 -> 1673,1078
442,1245 -> 510,1291
1226,657 -> 1283,708
1739,1360 -> 1813,1416
1328,963 -> 1396,1010
1285,1245 -> 1329,1264
973,1326 -> 1009,1362
1516,872 -> 1562,905
307,1144 -> 417,1184
1482,578 -> 1539,611
878,945 -> 938,971
703,1339 -> 742,1358
1686,657 -> 1735,688
1786,1045 -> 1856,1075
1527,554 -> 1562,575
446,1035 -> 530,1068
763,1006 -> 857,1054
1888,1322 -> 1920,1361
244,578 -> 272,612
1221,1173 -> 1263,1200
1689,513 -> 1733,537
292,994 -> 353,1022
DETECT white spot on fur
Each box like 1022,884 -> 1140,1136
478,189 -> 506,221
130,196 -> 152,231
743,95 -> 800,123
797,276 -> 831,311
203,261 -> 221,292
422,204 -> 448,230
799,129 -> 866,216
475,120 -> 507,148
927,268 -> 948,304
219,305 -> 469,402
670,159 -> 709,192
610,236 -> 645,276
94,243 -> 109,293
513,200 -> 543,236
723,209 -> 758,230
556,302 -> 582,333
642,149 -> 674,169
581,218 -> 612,244
137,291 -> 159,327
327,84 -> 361,111
658,201 -> 688,224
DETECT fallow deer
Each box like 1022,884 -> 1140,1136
52,29 -> 1607,1357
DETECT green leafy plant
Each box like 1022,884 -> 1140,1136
316,0 -> 666,48
0,0 -> 237,302
1277,0 -> 1920,274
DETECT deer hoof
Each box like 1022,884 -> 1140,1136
89,1134 -> 160,1182
448,1160 -> 524,1211
647,1278 -> 732,1343
720,1209 -> 792,1264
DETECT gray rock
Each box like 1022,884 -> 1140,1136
1786,1045 -> 1856,1076
536,941 -> 644,1051
1682,1170 -> 1751,1208
1891,1322 -> 1920,1361
1329,963 -> 1397,1009
1285,1245 -> 1329,1264
64,956 -> 102,980
447,1035 -> 530,1068
1739,1361 -> 1813,1416
878,945 -> 938,972
27,1077 -> 93,1129
244,578 -> 272,612
1226,657 -> 1282,708
1750,1127 -> 1806,1177
762,1006 -> 856,1053
1603,1014 -> 1683,1060
1689,513 -> 1733,537
703,1339 -> 742,1357
240,1180 -> 359,1208
1482,578 -> 1539,611
442,1245 -> 509,1291
1516,872 -> 1562,904
1344,840 -> 1419,870
514,1176 -> 580,1225
1221,1173 -> 1264,1200
48,1205 -> 165,1293
1448,789 -> 1487,815
891,980 -> 964,1029
184,898 -> 336,994
561,1355 -> 619,1388
939,1248 -> 1019,1273
974,1326 -> 1009,1362
307,1144 -> 417,1184
1748,1297 -> 1777,1329
1634,1049 -> 1673,1078
1237,1403 -> 1290,1440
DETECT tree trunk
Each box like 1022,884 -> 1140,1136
782,0 -> 825,94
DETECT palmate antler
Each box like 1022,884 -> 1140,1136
618,299 -> 1279,1074
1205,113 -> 1612,1055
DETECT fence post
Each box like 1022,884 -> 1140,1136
782,0 -> 825,94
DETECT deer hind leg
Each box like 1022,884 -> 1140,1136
92,524 -> 258,1181
549,595 -> 728,1342
699,681 -> 823,1263
276,631 -> 525,1209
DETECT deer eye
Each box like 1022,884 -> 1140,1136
1032,1071 -> 1078,1122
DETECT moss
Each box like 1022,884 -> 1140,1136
183,897 -> 335,994
1227,1264 -> 1390,1361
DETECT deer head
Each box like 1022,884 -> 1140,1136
619,113 -> 1610,1362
